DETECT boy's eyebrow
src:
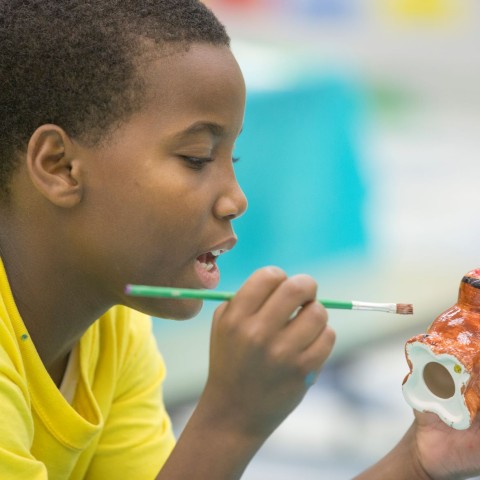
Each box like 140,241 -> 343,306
174,121 -> 225,139
172,121 -> 243,140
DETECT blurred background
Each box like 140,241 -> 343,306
153,1 -> 480,478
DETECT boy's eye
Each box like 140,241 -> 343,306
181,156 -> 213,170
181,156 -> 240,170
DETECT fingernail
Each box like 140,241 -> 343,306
304,371 -> 318,388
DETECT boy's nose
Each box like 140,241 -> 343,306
214,175 -> 248,221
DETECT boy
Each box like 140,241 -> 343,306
0,1 -> 478,479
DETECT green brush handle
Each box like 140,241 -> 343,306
125,284 -> 353,310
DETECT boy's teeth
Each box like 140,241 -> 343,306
210,249 -> 224,257
199,261 -> 215,271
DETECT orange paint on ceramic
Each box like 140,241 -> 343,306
403,268 -> 480,428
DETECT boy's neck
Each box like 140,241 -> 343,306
0,208 -> 110,382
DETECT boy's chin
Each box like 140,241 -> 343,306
139,298 -> 204,320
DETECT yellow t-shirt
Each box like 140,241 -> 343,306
0,260 -> 176,479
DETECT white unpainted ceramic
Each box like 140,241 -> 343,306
403,341 -> 472,430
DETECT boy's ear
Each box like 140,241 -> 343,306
26,124 -> 83,208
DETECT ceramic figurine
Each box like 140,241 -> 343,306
402,268 -> 480,430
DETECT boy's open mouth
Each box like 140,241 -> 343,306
194,249 -> 226,289
195,249 -> 224,272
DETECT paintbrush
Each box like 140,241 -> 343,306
125,284 -> 413,315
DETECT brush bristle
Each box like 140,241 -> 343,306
396,303 -> 413,315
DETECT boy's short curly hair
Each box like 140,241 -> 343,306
0,0 -> 230,198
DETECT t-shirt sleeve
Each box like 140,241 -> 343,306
84,314 -> 176,480
0,348 -> 48,479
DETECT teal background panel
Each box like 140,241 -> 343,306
219,77 -> 368,288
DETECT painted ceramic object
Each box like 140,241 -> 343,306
402,268 -> 480,430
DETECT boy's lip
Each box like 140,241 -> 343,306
200,236 -> 238,256
193,236 -> 237,289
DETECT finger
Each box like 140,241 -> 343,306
298,324 -> 336,374
259,274 -> 319,329
211,301 -> 229,324
277,300 -> 328,352
226,266 -> 287,316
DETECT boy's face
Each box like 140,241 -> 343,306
73,44 -> 247,319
